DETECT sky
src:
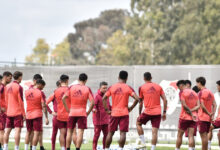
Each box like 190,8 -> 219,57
0,0 -> 130,62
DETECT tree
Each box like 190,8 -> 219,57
25,38 -> 49,65
51,38 -> 71,65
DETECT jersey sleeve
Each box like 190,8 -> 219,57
128,86 -> 135,97
88,88 -> 94,102
160,86 -> 165,95
138,86 -> 143,99
46,93 -> 55,105
180,92 -> 186,101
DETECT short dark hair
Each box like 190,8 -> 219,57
0,75 -> 2,80
119,70 -> 128,80
36,79 -> 46,86
60,74 -> 69,82
144,72 -> 152,81
13,71 -> 23,80
185,80 -> 192,87
216,80 -> 220,86
56,80 -> 61,87
33,74 -> 42,80
100,81 -> 108,88
192,86 -> 200,93
177,80 -> 185,87
79,73 -> 88,82
3,71 -> 12,77
196,77 -> 206,86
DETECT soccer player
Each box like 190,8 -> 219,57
29,74 -> 51,150
196,77 -> 216,150
3,71 -> 25,150
46,80 -> 60,150
54,75 -> 70,150
62,73 -> 94,150
103,70 -> 140,150
175,80 -> 200,150
136,72 -> 167,150
24,79 -> 49,150
92,81 -> 110,150
0,72 -> 12,150
208,80 -> 220,150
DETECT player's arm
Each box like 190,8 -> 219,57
42,101 -> 49,125
103,94 -> 111,115
46,94 -> 55,115
139,99 -> 143,115
62,94 -> 69,113
18,86 -> 25,119
93,95 -> 99,113
128,93 -> 140,112
190,100 -> 200,112
161,94 -> 167,121
87,90 -> 95,116
181,100 -> 193,116
200,100 -> 212,116
212,99 -> 217,120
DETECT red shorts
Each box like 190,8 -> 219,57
185,122 -> 197,137
212,120 -> 220,129
137,113 -> 161,129
0,113 -> 7,130
178,119 -> 196,131
57,120 -> 67,129
26,117 -> 42,132
6,115 -> 23,128
68,116 -> 87,129
109,115 -> 129,132
198,121 -> 211,133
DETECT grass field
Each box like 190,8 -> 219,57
6,142 -> 190,150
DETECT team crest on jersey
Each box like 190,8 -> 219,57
114,88 -> 123,95
160,80 -> 179,115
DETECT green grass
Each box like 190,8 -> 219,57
6,142 -> 189,150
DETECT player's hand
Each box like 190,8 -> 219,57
192,115 -> 197,121
107,110 -> 111,115
92,109 -> 97,113
128,107 -> 133,112
52,112 -> 57,116
23,116 -> 26,121
162,113 -> 166,121
1,108 -> 6,112
45,118 -> 49,125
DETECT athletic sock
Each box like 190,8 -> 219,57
105,148 -> 109,150
3,144 -> 8,150
175,148 -> 180,150
67,148 -> 70,150
32,146 -> 36,150
118,147 -> 123,150
30,146 -> 32,150
0,143 -> 2,148
208,140 -> 211,149
14,145 -> 19,150
24,144 -> 29,150
76,148 -> 80,150
139,134 -> 145,144
189,147 -> 193,150
61,147 -> 65,150
151,145 -> 156,150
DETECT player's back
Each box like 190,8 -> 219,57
106,82 -> 135,116
6,81 -> 23,117
69,84 -> 93,116
180,88 -> 198,120
54,86 -> 70,121
139,82 -> 163,111
198,88 -> 215,122
25,88 -> 43,119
